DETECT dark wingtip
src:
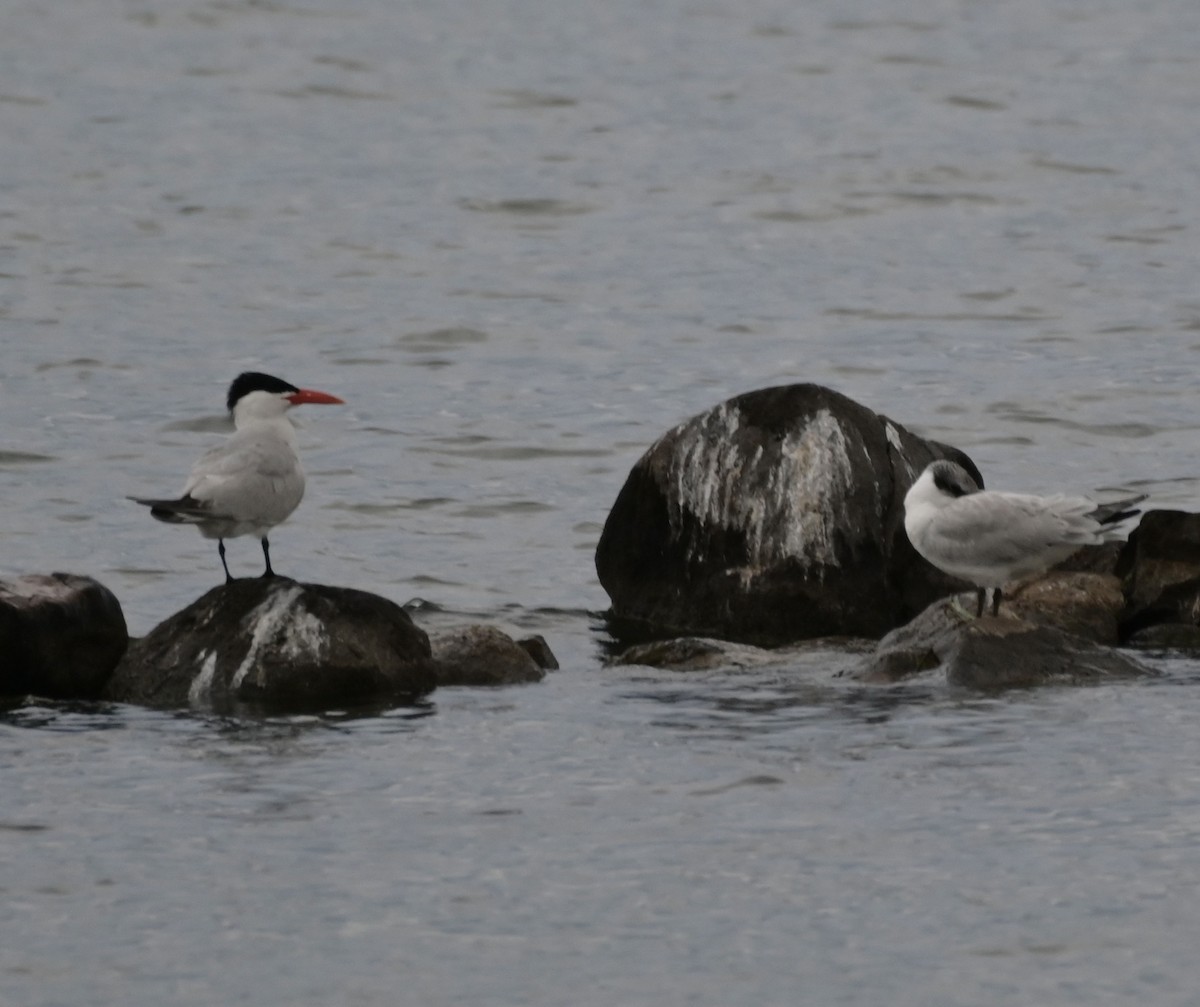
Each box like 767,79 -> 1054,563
1095,493 -> 1147,526
1101,507 -> 1142,527
130,495 -> 212,524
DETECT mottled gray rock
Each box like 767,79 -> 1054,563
858,597 -> 1153,690
0,573 -> 128,699
106,578 -> 436,711
595,383 -> 981,645
430,625 -> 553,686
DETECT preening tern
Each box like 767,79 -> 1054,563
903,459 -> 1143,617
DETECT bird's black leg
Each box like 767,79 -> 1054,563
219,539 -> 232,584
991,587 -> 1003,617
260,536 -> 275,578
975,587 -> 986,618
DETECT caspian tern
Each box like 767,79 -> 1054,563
131,371 -> 344,583
903,459 -> 1143,617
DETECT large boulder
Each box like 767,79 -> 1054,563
106,578 -> 437,711
858,597 -> 1154,690
595,383 -> 981,645
0,573 -> 128,699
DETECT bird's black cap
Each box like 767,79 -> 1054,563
226,372 -> 300,412
929,458 -> 982,499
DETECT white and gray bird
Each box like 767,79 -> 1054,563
903,459 -> 1143,617
131,371 -> 344,582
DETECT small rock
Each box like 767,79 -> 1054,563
1126,623 -> 1200,651
0,573 -> 128,699
430,625 -> 550,686
858,597 -> 1154,690
106,578 -> 436,711
613,637 -> 742,670
611,634 -> 873,672
516,634 -> 560,670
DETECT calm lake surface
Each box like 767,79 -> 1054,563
5,0 -> 1200,1003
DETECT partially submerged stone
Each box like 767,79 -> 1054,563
430,625 -> 554,686
1125,623 -> 1200,651
595,383 -> 980,645
516,634 -> 559,671
858,597 -> 1153,690
610,634 -> 872,672
0,573 -> 128,699
106,578 -> 436,711
612,636 -> 759,671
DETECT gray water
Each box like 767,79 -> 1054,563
5,0 -> 1200,1003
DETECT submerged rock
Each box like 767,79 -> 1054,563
609,634 -> 871,672
857,597 -> 1153,690
595,383 -> 981,645
612,636 -> 762,671
0,573 -> 128,699
430,625 -> 554,686
106,578 -> 437,711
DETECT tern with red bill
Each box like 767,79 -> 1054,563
131,371 -> 344,582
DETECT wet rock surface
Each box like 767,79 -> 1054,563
516,634 -> 560,671
1003,571 -> 1127,645
430,625 -> 555,686
610,634 -> 872,672
595,383 -> 981,645
106,578 -> 437,711
0,573 -> 128,699
857,597 -> 1154,691
1116,510 -> 1200,644
612,636 -> 775,671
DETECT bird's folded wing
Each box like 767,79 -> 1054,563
934,493 -> 1096,562
183,432 -> 298,496
188,429 -> 298,480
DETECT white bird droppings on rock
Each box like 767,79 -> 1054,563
188,650 -> 217,704
884,422 -> 904,453
669,405 -> 856,569
231,584 -> 328,691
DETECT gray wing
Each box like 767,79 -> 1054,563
182,428 -> 304,522
932,491 -> 1101,565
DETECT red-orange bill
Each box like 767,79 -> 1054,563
287,388 -> 344,405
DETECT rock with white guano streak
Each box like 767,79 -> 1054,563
105,578 -> 437,711
595,383 -> 982,645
